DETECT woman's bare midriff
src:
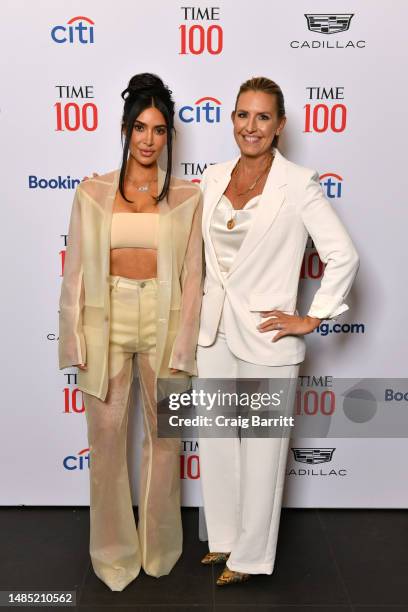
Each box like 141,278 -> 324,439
110,247 -> 157,280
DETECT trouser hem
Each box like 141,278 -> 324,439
209,542 -> 234,552
93,565 -> 141,591
226,560 -> 275,575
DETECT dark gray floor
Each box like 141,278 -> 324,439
0,507 -> 407,611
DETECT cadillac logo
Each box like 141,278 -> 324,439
305,14 -> 354,35
292,448 -> 336,464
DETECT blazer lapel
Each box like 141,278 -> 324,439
157,164 -> 170,214
103,169 -> 120,278
157,163 -> 171,274
156,165 -> 173,373
226,149 -> 287,278
204,157 -> 239,284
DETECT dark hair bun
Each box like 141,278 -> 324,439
121,73 -> 173,102
119,73 -> 175,205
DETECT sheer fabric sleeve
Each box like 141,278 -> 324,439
169,191 -> 204,375
58,186 -> 86,369
301,171 -> 360,320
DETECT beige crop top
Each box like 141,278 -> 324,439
110,213 -> 159,249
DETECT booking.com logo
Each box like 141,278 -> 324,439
51,16 -> 95,44
63,448 -> 90,470
179,97 -> 221,123
315,321 -> 365,337
28,175 -> 80,189
320,172 -> 342,199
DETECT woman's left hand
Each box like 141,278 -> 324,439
257,311 -> 322,341
169,368 -> 181,374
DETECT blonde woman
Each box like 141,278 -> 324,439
197,76 -> 359,585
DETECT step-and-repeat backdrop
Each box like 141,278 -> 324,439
1,1 -> 407,507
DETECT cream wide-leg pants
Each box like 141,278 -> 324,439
83,275 -> 182,592
196,318 -> 299,575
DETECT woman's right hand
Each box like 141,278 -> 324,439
82,172 -> 99,182
76,363 -> 88,371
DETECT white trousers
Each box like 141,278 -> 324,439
196,322 -> 299,575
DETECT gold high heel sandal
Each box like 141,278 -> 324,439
216,565 -> 251,586
201,552 -> 231,565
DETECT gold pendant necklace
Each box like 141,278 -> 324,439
226,153 -> 273,230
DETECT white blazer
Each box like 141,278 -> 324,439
198,148 -> 360,366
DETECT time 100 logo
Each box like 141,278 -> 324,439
304,87 -> 347,134
179,6 -> 223,55
54,85 -> 98,132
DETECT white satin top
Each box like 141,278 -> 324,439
210,194 -> 261,276
110,212 -> 159,249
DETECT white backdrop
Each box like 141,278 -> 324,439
1,0 -> 407,507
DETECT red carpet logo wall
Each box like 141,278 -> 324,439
1,1 -> 407,507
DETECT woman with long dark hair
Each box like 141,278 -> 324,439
58,73 -> 202,591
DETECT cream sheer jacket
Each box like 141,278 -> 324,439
58,166 -> 203,401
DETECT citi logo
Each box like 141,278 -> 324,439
320,172 -> 343,199
63,448 -> 90,470
179,97 -> 221,123
51,16 -> 95,44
